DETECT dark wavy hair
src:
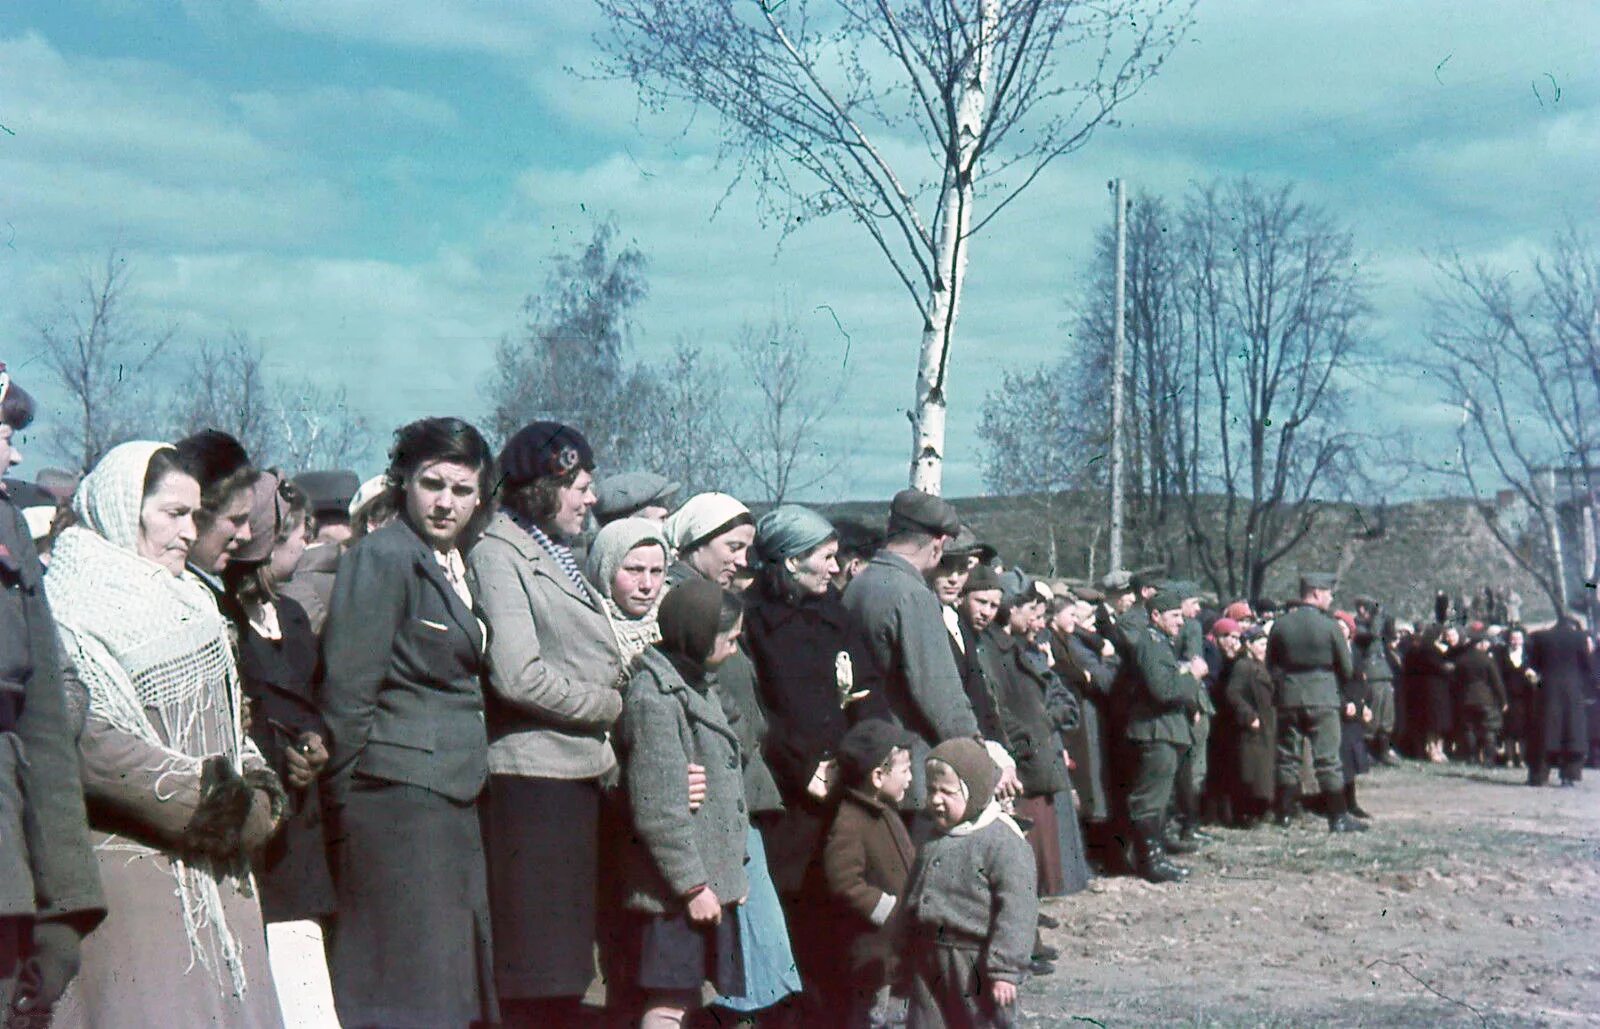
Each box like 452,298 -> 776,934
500,465 -> 582,535
385,417 -> 497,546
0,372 -> 36,430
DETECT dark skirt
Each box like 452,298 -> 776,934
328,780 -> 496,1029
625,908 -> 744,996
1340,719 -> 1373,781
1052,789 -> 1092,895
482,775 -> 602,1001
1016,794 -> 1063,897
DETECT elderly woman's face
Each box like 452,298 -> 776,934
789,539 -> 840,597
612,542 -> 667,618
190,484 -> 253,574
689,523 -> 755,587
137,471 -> 201,576
405,459 -> 481,551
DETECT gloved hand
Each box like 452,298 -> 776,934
14,920 -> 83,1013
239,789 -> 279,853
181,755 -> 253,860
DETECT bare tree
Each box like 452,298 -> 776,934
34,251 -> 175,470
270,381 -> 373,473
629,340 -> 743,497
1427,227 -> 1599,621
728,318 -> 841,503
169,332 -> 275,460
595,0 -> 1194,493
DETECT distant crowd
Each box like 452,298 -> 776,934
2,359 -> 1595,1029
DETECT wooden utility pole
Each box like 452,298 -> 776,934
1108,178 -> 1127,573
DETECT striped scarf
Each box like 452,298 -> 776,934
517,517 -> 589,594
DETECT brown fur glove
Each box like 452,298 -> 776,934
180,755 -> 254,861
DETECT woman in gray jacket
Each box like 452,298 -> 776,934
467,422 -> 625,1027
616,579 -> 750,1029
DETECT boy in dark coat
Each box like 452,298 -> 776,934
902,738 -> 1036,1029
824,719 -> 916,1027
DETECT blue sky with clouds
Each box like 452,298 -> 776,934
1,1 -> 1595,499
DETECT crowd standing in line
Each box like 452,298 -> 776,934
0,363 -> 1597,1028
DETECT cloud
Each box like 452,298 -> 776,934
247,0 -> 582,57
232,86 -> 459,139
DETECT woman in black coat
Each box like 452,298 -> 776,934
741,506 -> 875,1020
1401,625 -> 1454,762
223,471 -> 338,1024
318,418 -> 499,1029
1527,617 -> 1595,786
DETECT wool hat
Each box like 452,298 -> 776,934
293,470 -> 360,518
657,578 -> 726,665
175,430 -> 251,489
888,488 -> 961,538
1210,617 -> 1243,638
755,505 -> 836,563
586,517 -> 669,594
594,471 -> 680,523
963,563 -> 1003,595
663,492 -> 752,552
835,719 -> 912,786
926,737 -> 1000,825
234,471 -> 292,564
1300,572 -> 1337,593
499,422 -> 594,490
1223,600 -> 1255,621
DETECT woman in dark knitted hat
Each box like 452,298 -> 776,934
466,421 -> 628,1026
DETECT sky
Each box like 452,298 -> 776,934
1,1 -> 1595,501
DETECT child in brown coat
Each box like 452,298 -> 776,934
823,719 -> 916,1027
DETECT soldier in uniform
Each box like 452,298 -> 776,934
1116,589 -> 1207,883
1166,581 -> 1214,854
841,489 -> 979,811
1268,573 -> 1367,833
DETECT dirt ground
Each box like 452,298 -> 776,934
1026,761 -> 1600,1028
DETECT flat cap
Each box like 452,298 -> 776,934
294,470 -> 361,516
33,467 -> 81,503
943,524 -> 982,558
595,471 -> 680,522
1300,572 -> 1338,593
888,488 -> 962,537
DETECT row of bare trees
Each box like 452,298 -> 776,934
30,252 -> 372,474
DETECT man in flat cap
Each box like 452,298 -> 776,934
1268,573 -> 1364,832
592,471 -> 679,526
1114,589 -> 1209,882
282,469 -> 361,635
842,489 -> 979,811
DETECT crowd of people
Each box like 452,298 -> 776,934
1,359 -> 1596,1029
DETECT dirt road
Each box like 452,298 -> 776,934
1029,762 -> 1600,1027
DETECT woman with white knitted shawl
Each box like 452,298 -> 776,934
46,441 -> 284,1029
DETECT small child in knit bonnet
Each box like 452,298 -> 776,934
900,738 -> 1038,1028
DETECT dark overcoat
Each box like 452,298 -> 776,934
1401,640 -> 1455,740
1527,624 -> 1593,758
979,627 -> 1070,797
822,787 -> 915,979
1058,629 -> 1116,822
1222,655 -> 1277,803
235,595 -> 336,924
1496,646 -> 1537,740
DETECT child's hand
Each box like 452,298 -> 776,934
686,763 -> 707,812
991,980 -> 1017,1007
686,888 -> 722,926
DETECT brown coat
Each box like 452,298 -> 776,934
823,787 -> 915,976
1223,655 -> 1277,803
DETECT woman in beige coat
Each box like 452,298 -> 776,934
467,422 -> 625,1027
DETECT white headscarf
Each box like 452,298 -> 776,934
662,492 -> 750,553
47,440 -> 254,996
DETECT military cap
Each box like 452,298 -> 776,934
594,471 -> 681,523
1164,579 -> 1201,600
1101,569 -> 1134,593
963,564 -> 1003,594
294,470 -> 361,517
33,467 -> 81,503
1299,572 -> 1338,593
1149,589 -> 1185,613
888,488 -> 961,537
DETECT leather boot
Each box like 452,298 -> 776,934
1163,814 -> 1201,854
1134,819 -> 1188,883
1273,787 -> 1298,828
1326,790 -> 1369,833
1344,781 -> 1372,820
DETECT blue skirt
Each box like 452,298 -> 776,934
713,825 -> 802,1013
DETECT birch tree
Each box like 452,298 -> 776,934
595,0 -> 1193,493
1427,228 -> 1600,622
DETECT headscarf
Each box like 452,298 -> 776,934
656,578 -> 725,681
663,492 -> 751,553
754,504 -> 835,564
47,440 -> 254,995
586,518 -> 669,669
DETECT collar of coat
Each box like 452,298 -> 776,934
635,648 -> 743,750
372,517 -> 487,651
842,784 -> 895,814
480,511 -> 602,612
296,540 -> 342,574
745,587 -> 849,635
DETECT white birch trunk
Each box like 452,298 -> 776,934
909,0 -> 999,495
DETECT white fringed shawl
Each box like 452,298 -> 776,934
45,441 -> 253,996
